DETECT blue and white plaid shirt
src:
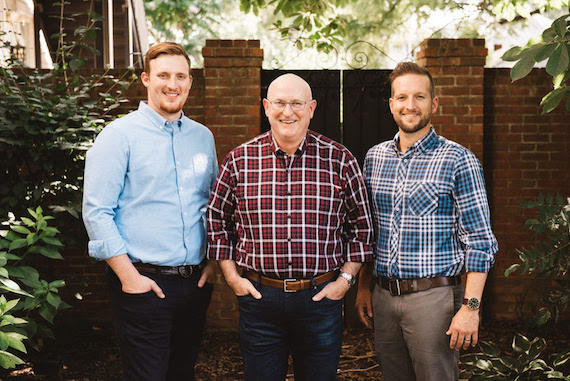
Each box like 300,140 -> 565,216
364,127 -> 497,279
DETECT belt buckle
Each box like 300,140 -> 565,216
178,266 -> 191,278
283,279 -> 297,292
388,279 -> 401,296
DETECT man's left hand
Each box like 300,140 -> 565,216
446,306 -> 480,350
312,277 -> 350,302
198,261 -> 215,288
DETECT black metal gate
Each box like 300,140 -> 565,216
261,69 -> 397,167
261,69 -> 398,328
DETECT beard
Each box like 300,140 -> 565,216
396,113 -> 431,134
159,99 -> 185,115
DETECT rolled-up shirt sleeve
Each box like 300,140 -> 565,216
455,151 -> 498,273
342,154 -> 375,263
206,152 -> 237,261
82,127 -> 129,261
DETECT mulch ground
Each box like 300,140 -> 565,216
1,318 -> 568,380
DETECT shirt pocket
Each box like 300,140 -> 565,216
408,181 -> 439,217
192,153 -> 214,194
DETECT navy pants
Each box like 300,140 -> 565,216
238,277 -> 343,381
107,267 -> 212,381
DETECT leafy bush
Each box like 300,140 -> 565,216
505,194 -> 569,326
461,334 -> 570,380
0,207 -> 67,369
0,1 -> 135,223
502,12 -> 570,113
460,194 -> 570,380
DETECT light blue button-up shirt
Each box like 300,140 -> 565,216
82,102 -> 218,266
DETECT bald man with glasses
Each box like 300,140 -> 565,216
207,73 -> 374,381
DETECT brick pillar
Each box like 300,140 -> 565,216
202,40 -> 263,329
416,38 -> 487,161
202,40 -> 264,164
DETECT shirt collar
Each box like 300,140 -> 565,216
268,130 -> 309,158
391,126 -> 438,156
138,101 -> 183,131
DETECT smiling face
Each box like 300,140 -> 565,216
141,54 -> 192,122
389,73 -> 438,137
263,74 -> 316,154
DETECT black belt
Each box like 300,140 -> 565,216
133,261 -> 206,278
379,275 -> 461,296
245,270 -> 338,292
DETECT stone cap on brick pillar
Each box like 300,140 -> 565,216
202,40 -> 263,68
417,38 -> 487,68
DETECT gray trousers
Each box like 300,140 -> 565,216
372,282 -> 464,381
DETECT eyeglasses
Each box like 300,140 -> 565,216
267,99 -> 312,111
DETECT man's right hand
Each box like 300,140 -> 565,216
355,288 -> 373,329
227,275 -> 262,299
121,273 -> 165,299
106,255 -> 165,299
218,260 -> 262,299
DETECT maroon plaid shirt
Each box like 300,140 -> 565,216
207,130 -> 374,278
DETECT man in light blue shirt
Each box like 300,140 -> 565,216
82,42 -> 217,381
355,62 -> 497,381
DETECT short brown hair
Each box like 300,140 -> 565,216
144,42 -> 191,74
389,62 -> 435,99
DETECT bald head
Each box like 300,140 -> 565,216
267,74 -> 313,101
263,73 -> 317,155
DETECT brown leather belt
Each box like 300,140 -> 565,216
133,261 -> 205,278
379,275 -> 461,296
245,270 -> 338,292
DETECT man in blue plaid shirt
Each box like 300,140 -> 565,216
355,62 -> 498,381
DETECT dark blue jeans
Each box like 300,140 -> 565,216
238,277 -> 344,381
107,267 -> 212,381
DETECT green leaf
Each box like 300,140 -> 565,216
0,331 -> 9,351
540,88 -> 568,114
546,44 -> 570,77
479,340 -> 501,357
512,333 -> 531,353
39,303 -> 56,324
46,292 -> 61,308
533,43 -> 558,63
38,247 -> 63,260
20,217 -> 34,227
511,54 -> 536,82
502,46 -> 525,61
6,333 -> 27,353
504,264 -> 520,277
49,280 -> 65,289
40,236 -> 64,247
8,239 -> 28,251
551,349 -> 570,367
530,308 -> 552,327
552,15 -> 569,38
10,226 -> 31,235
0,349 -> 25,369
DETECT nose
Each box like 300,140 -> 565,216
405,98 -> 417,109
282,102 -> 295,115
167,76 -> 177,89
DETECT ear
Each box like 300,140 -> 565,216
262,98 -> 271,117
389,97 -> 394,115
308,99 -> 317,119
431,96 -> 439,113
141,71 -> 150,88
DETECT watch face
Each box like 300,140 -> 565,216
467,298 -> 480,310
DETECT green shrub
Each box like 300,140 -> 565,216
460,194 -> 570,380
0,207 -> 67,369
0,1 -> 135,223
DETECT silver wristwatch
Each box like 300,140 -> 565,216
339,272 -> 356,287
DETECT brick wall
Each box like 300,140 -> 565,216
483,68 -> 570,320
54,38 -> 570,328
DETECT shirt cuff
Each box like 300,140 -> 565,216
88,237 -> 127,261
